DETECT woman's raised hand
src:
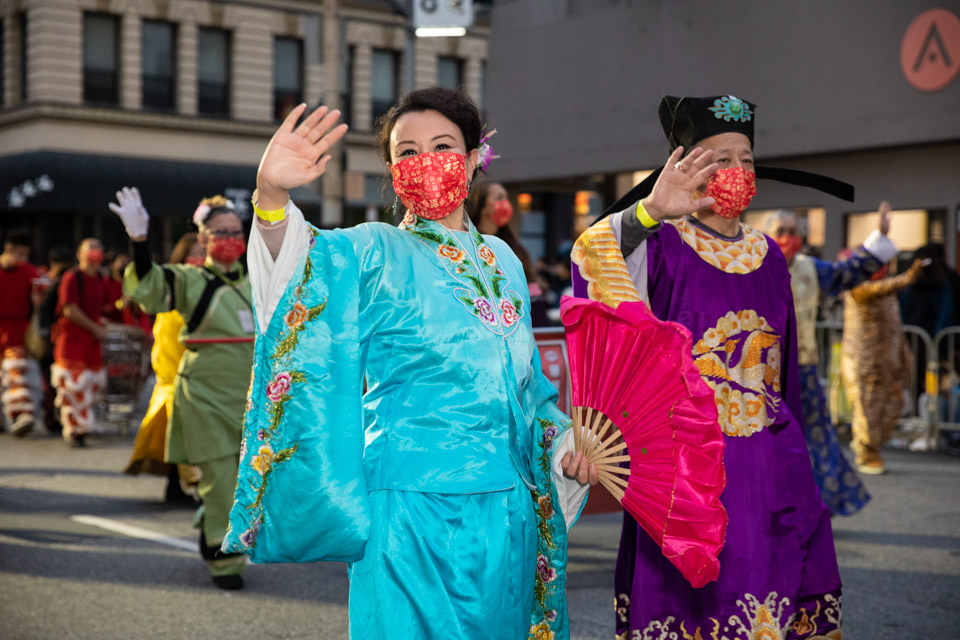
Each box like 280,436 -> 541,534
642,146 -> 718,222
256,104 -> 349,210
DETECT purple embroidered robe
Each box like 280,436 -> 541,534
572,214 -> 842,640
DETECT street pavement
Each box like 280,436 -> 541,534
1,430 -> 958,639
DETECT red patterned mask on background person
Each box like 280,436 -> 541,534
705,167 -> 757,219
775,235 -> 803,262
391,152 -> 468,220
208,237 -> 245,265
491,200 -> 514,227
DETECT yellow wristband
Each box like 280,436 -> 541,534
636,200 -> 659,229
252,198 -> 287,223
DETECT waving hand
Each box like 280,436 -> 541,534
257,104 -> 349,210
642,146 -> 719,222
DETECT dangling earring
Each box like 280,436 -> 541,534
390,195 -> 399,216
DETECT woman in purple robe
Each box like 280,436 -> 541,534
573,95 -> 848,640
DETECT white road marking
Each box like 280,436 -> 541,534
71,514 -> 196,552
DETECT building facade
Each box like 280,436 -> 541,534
0,0 -> 489,258
485,1 -> 960,266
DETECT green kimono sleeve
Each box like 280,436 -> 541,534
123,261 -> 190,316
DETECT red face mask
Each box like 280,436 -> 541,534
208,237 -> 245,265
185,256 -> 206,266
705,167 -> 757,219
490,199 -> 514,227
86,249 -> 104,266
776,234 -> 803,262
391,152 -> 468,220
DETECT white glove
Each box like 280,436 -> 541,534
108,186 -> 150,239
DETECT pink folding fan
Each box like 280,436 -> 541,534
560,296 -> 728,588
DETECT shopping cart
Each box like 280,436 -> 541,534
100,323 -> 150,435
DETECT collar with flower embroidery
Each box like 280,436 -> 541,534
399,213 -> 525,337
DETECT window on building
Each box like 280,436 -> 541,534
82,13 -> 120,106
371,48 -> 398,125
846,208 -> 937,252
20,13 -> 28,102
198,27 -> 230,117
480,60 -> 487,110
274,37 -> 303,121
437,56 -> 463,91
340,44 -> 354,127
1,19 -> 5,106
142,20 -> 176,111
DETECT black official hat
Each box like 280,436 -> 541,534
601,94 -> 855,216
659,95 -> 756,151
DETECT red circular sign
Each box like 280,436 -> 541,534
900,8 -> 960,92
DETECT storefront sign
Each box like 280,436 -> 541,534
901,8 -> 960,92
534,327 -> 571,416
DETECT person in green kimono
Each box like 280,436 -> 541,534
110,189 -> 254,589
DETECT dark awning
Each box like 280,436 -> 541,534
0,151 -> 259,218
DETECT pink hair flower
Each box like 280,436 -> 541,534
477,128 -> 500,172
193,203 -> 212,226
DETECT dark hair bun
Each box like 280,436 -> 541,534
375,87 -> 482,166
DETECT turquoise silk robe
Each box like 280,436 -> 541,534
224,204 -> 587,639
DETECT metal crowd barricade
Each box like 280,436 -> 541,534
932,327 -> 960,436
814,321 -> 939,449
900,325 -> 937,445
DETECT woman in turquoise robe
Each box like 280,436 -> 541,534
224,88 -> 592,639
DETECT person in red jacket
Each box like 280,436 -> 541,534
0,230 -> 41,436
103,252 -> 128,324
52,238 -> 109,447
103,251 -> 153,336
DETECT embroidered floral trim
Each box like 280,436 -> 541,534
670,219 -> 768,274
616,593 -> 630,626
234,238 -> 326,550
528,417 -> 567,640
438,244 -> 466,263
400,215 -> 526,336
529,620 -> 556,640
628,591 -> 841,640
266,370 -> 308,431
273,299 -> 327,360
237,441 -> 299,549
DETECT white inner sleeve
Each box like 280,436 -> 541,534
862,229 -> 898,264
608,210 -> 650,305
249,201 -> 309,331
551,428 -> 590,530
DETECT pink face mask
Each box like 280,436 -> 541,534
185,256 -> 206,266
490,199 -> 514,227
705,167 -> 757,219
391,152 -> 468,220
